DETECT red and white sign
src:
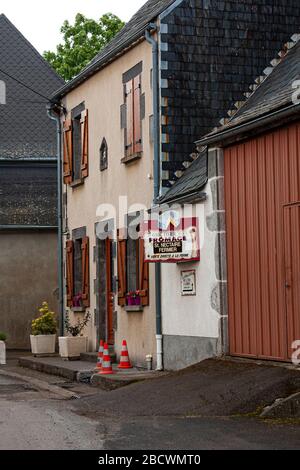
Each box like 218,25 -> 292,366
142,214 -> 200,263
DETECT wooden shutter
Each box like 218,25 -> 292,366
125,81 -> 133,157
80,110 -> 89,179
81,236 -> 90,308
139,238 -> 149,306
63,120 -> 73,184
66,240 -> 74,307
117,229 -> 127,306
133,75 -> 142,154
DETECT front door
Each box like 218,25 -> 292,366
105,238 -> 114,346
283,203 -> 300,360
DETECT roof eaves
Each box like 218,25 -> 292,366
196,102 -> 300,147
51,25 -> 150,101
159,190 -> 207,206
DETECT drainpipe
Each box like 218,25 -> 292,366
145,23 -> 163,371
47,104 -> 64,337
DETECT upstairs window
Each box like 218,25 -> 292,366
63,105 -> 89,185
121,62 -> 145,163
100,137 -> 108,171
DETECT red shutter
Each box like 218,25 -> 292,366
63,120 -> 73,184
125,81 -> 133,157
133,75 -> 142,154
81,236 -> 90,308
66,240 -> 74,307
80,110 -> 89,179
117,229 -> 127,306
139,238 -> 149,306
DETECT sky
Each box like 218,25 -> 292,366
0,0 -> 146,53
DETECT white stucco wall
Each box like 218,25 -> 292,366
161,182 -> 220,340
61,40 -> 158,365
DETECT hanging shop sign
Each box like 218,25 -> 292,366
142,212 -> 200,263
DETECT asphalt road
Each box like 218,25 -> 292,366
0,370 -> 299,450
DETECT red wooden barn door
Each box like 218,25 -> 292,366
224,124 -> 300,361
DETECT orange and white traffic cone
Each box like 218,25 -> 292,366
118,340 -> 133,369
99,343 -> 115,375
95,340 -> 104,370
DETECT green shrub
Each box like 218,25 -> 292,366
31,302 -> 57,336
0,332 -> 7,341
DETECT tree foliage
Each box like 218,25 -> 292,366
44,13 -> 125,81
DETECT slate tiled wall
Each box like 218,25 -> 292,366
160,0 -> 300,187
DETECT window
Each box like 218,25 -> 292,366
66,231 -> 90,308
72,115 -> 82,180
100,138 -> 108,171
74,238 -> 83,297
117,214 -> 149,307
121,62 -> 145,163
63,106 -> 89,185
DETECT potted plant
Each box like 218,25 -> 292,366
30,302 -> 57,356
0,332 -> 7,365
58,311 -> 91,360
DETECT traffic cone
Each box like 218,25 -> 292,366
118,340 -> 133,369
99,343 -> 115,375
95,340 -> 104,370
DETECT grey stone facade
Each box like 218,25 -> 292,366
163,335 -> 218,370
206,147 -> 228,355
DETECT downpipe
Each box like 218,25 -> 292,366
47,103 -> 64,337
145,24 -> 163,371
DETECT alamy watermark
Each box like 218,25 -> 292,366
292,340 -> 300,366
0,80 -> 6,105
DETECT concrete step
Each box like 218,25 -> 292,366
19,356 -> 96,383
80,351 -> 117,364
91,366 -> 168,391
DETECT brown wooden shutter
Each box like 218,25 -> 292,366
66,240 -> 74,307
117,229 -> 127,306
139,238 -> 149,306
125,81 -> 133,157
81,236 -> 90,308
63,120 -> 73,184
80,110 -> 89,179
133,75 -> 142,154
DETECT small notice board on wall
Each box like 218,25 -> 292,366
181,270 -> 196,296
142,212 -> 200,263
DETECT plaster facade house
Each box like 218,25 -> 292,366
0,15 -> 64,349
50,0 -> 300,368
196,33 -> 300,363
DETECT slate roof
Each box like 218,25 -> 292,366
0,162 -> 57,226
0,14 -> 64,160
52,0 -> 176,100
198,37 -> 300,144
159,149 -> 208,203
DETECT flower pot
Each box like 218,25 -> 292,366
30,334 -> 56,356
58,336 -> 88,360
126,296 -> 136,306
0,341 -> 6,365
134,296 -> 141,306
